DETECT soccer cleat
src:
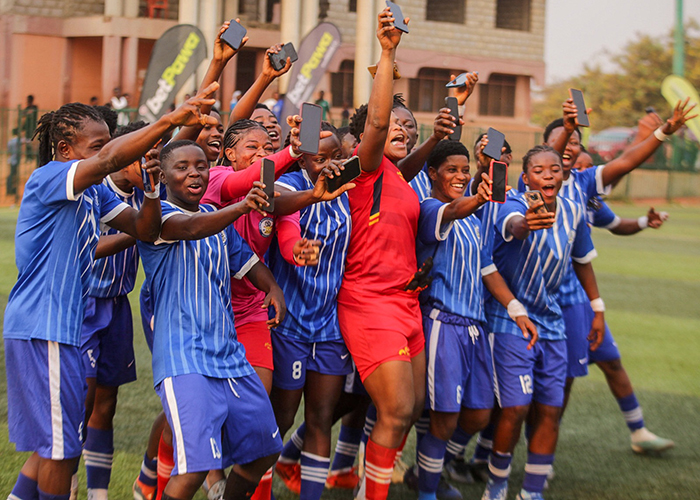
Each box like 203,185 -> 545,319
515,490 -> 545,500
392,457 -> 410,483
481,479 -> 508,500
468,460 -> 490,484
403,467 -> 463,500
326,467 -> 360,489
275,461 -> 301,494
630,428 -> 675,455
207,479 -> 227,500
444,460 -> 475,484
133,479 -> 155,500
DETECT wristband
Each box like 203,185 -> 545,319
144,183 -> 161,199
653,127 -> 671,142
289,144 -> 302,159
590,297 -> 605,312
507,299 -> 528,320
458,104 -> 465,116
637,215 -> 648,229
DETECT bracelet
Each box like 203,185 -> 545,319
590,297 -> 605,312
144,183 -> 161,199
289,144 -> 302,159
653,127 -> 671,142
507,299 -> 528,320
637,215 -> 648,229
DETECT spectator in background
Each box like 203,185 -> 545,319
263,90 -> 279,111
90,96 -> 99,106
272,93 -> 284,120
6,127 -> 21,197
230,90 -> 242,112
341,102 -> 350,127
315,90 -> 331,121
110,87 -> 129,126
22,95 -> 38,162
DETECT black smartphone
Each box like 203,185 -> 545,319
483,127 -> 505,160
489,159 -> 507,203
446,72 -> 468,88
385,0 -> 409,33
261,158 -> 275,212
524,190 -> 548,214
141,158 -> 154,193
220,20 -> 247,50
444,96 -> 461,141
299,102 -> 323,155
269,42 -> 298,71
569,88 -> 590,127
326,155 -> 361,193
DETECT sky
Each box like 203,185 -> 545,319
544,0 -> 700,85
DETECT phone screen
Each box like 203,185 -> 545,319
446,72 -> 467,88
221,20 -> 247,50
444,97 -> 461,141
385,0 -> 409,32
569,88 -> 590,127
490,160 -> 507,203
299,103 -> 322,154
261,159 -> 275,212
326,156 -> 361,193
483,127 -> 505,160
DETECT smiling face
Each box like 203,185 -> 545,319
546,126 -> 581,177
251,107 -> 282,151
196,110 -> 223,162
224,128 -> 275,171
58,119 -> 111,162
383,111 -> 409,163
162,144 -> 209,212
299,134 -> 343,184
393,107 -> 418,153
522,151 -> 563,207
429,154 -> 471,203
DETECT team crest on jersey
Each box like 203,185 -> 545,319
568,229 -> 576,243
259,217 -> 274,237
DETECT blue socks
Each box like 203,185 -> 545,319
444,427 -> 472,466
279,422 -> 306,463
414,410 -> 430,463
330,424 -> 363,473
417,432 -> 447,498
10,473 -> 39,500
522,452 -> 554,494
83,426 -> 113,495
488,451 -> 512,484
472,423 -> 495,463
617,393 -> 645,431
37,489 -> 69,500
137,451 -> 158,488
362,404 -> 378,447
300,451 -> 330,500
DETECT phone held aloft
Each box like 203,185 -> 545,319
489,160 -> 507,204
326,156 -> 361,193
524,190 -> 548,214
444,97 -> 461,141
298,102 -> 323,155
269,42 -> 298,71
220,20 -> 247,50
261,158 -> 276,213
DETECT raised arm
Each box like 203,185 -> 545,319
398,108 -> 459,181
609,207 -> 668,235
274,162 -> 355,216
357,8 -> 405,173
441,173 -> 490,223
505,202 -> 555,241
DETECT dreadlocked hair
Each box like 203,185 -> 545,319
521,144 -> 561,173
34,102 -> 105,167
113,120 -> 148,139
94,105 -> 118,136
282,121 -> 340,173
348,104 -> 368,142
220,119 -> 268,166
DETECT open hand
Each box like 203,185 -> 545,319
169,82 -> 220,127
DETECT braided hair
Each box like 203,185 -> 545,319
220,119 -> 268,166
34,102 -> 105,167
348,96 -> 413,143
521,144 -> 561,173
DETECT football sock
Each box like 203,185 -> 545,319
364,439 -> 396,500
522,452 -> 554,494
472,424 -> 495,463
300,452 -> 330,500
156,435 -> 174,500
84,426 -> 113,499
37,490 -> 69,500
414,411 -> 430,463
487,451 -> 512,484
330,425 -> 362,473
9,473 -> 39,500
617,393 -> 645,431
362,405 -> 378,447
279,423 -> 306,464
444,427 -> 472,466
250,468 -> 273,500
417,432 -> 447,498
138,451 -> 159,488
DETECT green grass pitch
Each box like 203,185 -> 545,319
1,202 -> 699,499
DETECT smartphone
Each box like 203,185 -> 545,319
444,96 -> 461,141
524,190 -> 548,214
299,102 -> 323,155
446,72 -> 468,88
489,160 -> 508,204
645,106 -> 656,114
326,155 -> 361,193
141,158 -> 154,193
261,158 -> 275,213
220,20 -> 247,50
367,62 -> 401,80
385,0 -> 409,33
482,127 -> 505,160
269,42 -> 298,71
569,88 -> 590,127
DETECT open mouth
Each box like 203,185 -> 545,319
562,153 -> 571,161
450,182 -> 466,193
187,182 -> 203,195
268,128 -> 280,141
207,140 -> 221,155
390,132 -> 406,148
540,183 -> 556,197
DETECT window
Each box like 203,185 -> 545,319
478,74 -> 516,117
409,67 -> 452,112
349,0 -> 356,12
496,0 -> 530,31
426,0 -> 465,24
331,60 -> 354,108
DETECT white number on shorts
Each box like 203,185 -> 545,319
210,438 -> 222,459
519,375 -> 533,395
456,385 -> 463,405
292,361 -> 302,380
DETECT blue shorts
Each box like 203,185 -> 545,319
423,308 -> 494,412
81,296 -> 136,386
343,362 -> 369,396
156,373 -> 282,475
492,333 -> 567,408
563,303 -> 620,378
5,338 -> 86,460
271,331 -> 353,390
588,322 -> 620,363
139,284 -> 155,353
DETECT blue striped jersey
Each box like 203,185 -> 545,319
485,193 -> 597,340
137,202 -> 259,386
88,177 -> 144,298
519,167 -> 608,306
269,170 -> 351,342
4,160 -> 128,346
417,197 -> 488,322
586,196 -> 619,229
409,167 -> 432,202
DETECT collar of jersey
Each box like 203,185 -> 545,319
164,200 -> 200,216
106,175 -> 135,198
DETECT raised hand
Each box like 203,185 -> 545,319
475,172 -> 492,205
168,82 -> 220,128
647,207 -> 669,228
377,7 -> 406,51
432,108 -> 459,141
237,181 -> 270,216
214,20 -> 248,63
314,162 -> 357,200
450,72 -> 478,106
140,148 -> 161,193
262,43 -> 293,79
525,202 -> 555,230
661,97 -> 698,135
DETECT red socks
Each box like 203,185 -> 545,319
156,435 -> 174,500
364,439 -> 397,500
250,467 -> 273,500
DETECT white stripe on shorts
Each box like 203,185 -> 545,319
488,333 -> 501,408
48,341 -> 64,460
163,377 -> 188,474
427,308 -> 442,411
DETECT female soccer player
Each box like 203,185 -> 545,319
3,86 -> 218,500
